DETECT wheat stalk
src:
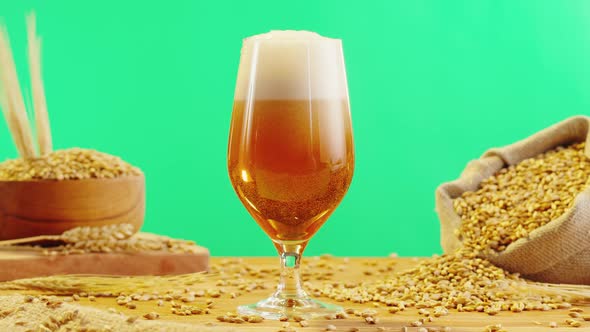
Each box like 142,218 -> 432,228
525,282 -> 590,304
0,23 -> 36,158
0,235 -> 61,247
27,12 -> 52,155
0,273 -> 207,295
0,223 -> 135,247
0,224 -> 199,257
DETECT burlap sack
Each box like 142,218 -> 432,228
435,115 -> 590,285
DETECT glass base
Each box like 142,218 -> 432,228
237,295 -> 342,320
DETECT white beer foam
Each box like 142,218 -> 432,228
234,30 -> 348,101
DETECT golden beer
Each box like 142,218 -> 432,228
228,99 -> 353,244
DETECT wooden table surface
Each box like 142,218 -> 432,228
1,256 -> 589,332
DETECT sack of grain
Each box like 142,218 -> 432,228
436,115 -> 590,284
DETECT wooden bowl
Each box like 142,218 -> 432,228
0,174 -> 145,240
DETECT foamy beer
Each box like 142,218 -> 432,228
228,31 -> 354,318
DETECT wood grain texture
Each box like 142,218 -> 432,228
0,175 -> 145,240
0,246 -> 209,282
1,257 -> 588,331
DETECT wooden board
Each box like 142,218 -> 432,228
0,257 -> 588,332
0,245 -> 209,281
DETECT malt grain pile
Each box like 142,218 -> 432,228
453,142 -> 590,253
317,250 -> 583,315
0,224 -> 200,256
0,148 -> 142,181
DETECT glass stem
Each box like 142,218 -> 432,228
274,243 -> 308,306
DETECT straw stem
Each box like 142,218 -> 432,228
27,13 -> 52,155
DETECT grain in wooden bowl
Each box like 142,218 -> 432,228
0,149 -> 145,240
0,17 -> 145,240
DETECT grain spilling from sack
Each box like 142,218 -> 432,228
314,142 -> 590,314
317,250 -> 581,314
436,116 -> 590,284
453,142 -> 590,253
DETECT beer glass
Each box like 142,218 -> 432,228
227,30 -> 354,319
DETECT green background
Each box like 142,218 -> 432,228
0,1 -> 588,257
